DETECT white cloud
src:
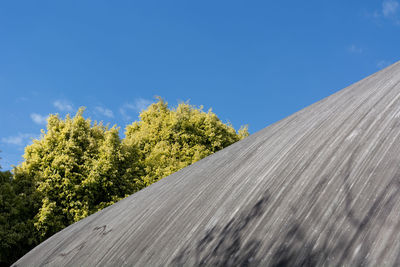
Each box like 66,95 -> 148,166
1,136 -> 23,146
133,98 -> 154,112
53,100 -> 73,112
120,98 -> 153,120
95,106 -> 114,118
348,44 -> 363,54
119,106 -> 132,121
383,0 -> 399,17
372,10 -> 381,18
1,133 -> 36,146
367,1 -> 400,24
16,96 -> 28,103
30,113 -> 48,125
377,60 -> 392,69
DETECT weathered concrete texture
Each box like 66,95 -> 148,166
14,61 -> 400,266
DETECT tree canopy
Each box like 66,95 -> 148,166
1,98 -> 248,265
0,162 -> 38,266
124,98 -> 248,187
17,109 -> 139,239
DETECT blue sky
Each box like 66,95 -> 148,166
0,0 -> 399,170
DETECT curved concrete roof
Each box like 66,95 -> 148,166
14,61 -> 400,266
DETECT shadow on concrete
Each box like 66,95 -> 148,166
268,152 -> 400,266
172,151 -> 400,266
172,191 -> 270,266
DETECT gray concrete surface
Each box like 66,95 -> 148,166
13,60 -> 400,266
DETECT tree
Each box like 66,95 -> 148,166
11,98 -> 248,260
0,161 -> 39,266
17,108 -> 139,239
124,98 -> 248,188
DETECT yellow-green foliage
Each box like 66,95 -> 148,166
13,98 -> 248,243
124,98 -> 249,187
18,108 -> 138,238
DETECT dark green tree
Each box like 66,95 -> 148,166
0,160 -> 39,266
